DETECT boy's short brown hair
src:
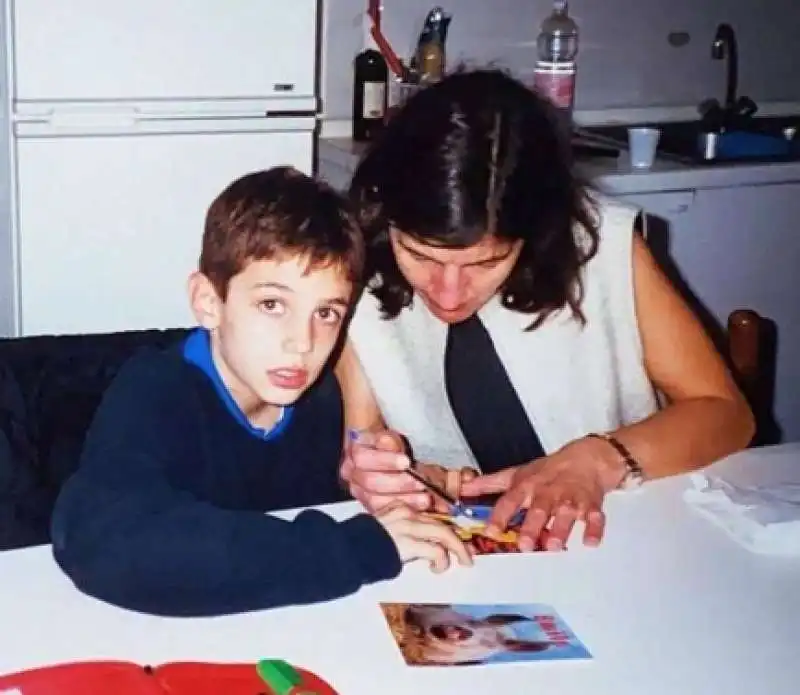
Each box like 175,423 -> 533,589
200,167 -> 364,298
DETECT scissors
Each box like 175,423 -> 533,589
403,466 -> 477,520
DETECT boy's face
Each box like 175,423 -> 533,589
190,255 -> 352,418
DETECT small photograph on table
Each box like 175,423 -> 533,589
379,603 -> 591,667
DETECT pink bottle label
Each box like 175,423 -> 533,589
533,67 -> 575,110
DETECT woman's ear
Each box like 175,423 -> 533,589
188,271 -> 222,329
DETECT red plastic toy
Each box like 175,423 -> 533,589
0,659 -> 339,695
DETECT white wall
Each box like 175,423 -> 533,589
322,0 -> 800,120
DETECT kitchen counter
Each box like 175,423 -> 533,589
318,136 -> 800,196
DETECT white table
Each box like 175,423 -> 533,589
1,444 -> 799,695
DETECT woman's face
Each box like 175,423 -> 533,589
390,229 -> 522,324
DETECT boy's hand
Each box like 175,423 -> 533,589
376,503 -> 473,573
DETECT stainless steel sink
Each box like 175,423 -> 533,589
579,115 -> 800,165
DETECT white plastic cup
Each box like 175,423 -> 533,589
628,127 -> 661,169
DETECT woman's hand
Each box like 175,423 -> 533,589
340,429 -> 477,513
340,429 -> 428,511
460,437 -> 623,551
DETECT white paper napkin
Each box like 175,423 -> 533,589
683,444 -> 800,556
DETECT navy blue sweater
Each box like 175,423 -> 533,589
50,332 -> 401,617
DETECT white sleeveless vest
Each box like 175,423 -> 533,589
348,195 -> 659,471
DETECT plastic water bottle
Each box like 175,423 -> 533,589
533,1 -> 579,118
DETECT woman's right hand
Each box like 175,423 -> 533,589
341,428 -> 476,513
341,429 -> 429,511
376,503 -> 473,573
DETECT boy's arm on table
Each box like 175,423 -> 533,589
50,357 -> 401,618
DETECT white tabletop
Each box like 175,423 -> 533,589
1,444 -> 800,695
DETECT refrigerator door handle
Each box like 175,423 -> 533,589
15,108 -> 317,125
13,108 -> 141,130
264,109 -> 318,119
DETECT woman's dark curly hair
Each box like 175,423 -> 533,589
349,68 -> 599,329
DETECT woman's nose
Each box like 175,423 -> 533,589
431,264 -> 465,310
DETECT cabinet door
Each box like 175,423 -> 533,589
622,185 -> 800,442
688,184 -> 800,442
16,131 -> 313,336
12,1 -> 317,103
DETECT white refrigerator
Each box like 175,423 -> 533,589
0,0 -> 321,337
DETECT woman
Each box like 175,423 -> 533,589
336,69 -> 753,552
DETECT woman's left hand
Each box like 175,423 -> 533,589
460,437 -> 623,551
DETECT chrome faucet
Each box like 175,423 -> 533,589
711,23 -> 738,111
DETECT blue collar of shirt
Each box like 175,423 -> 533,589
182,328 -> 293,441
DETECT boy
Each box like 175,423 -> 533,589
50,168 -> 471,617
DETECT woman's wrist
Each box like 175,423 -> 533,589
583,432 -> 645,491
566,435 -> 626,492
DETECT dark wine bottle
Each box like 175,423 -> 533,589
352,40 -> 388,142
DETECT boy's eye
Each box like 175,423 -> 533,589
259,298 -> 285,314
316,306 -> 342,324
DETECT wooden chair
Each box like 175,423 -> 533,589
726,309 -> 777,444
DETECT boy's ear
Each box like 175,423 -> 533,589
188,271 -> 222,329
